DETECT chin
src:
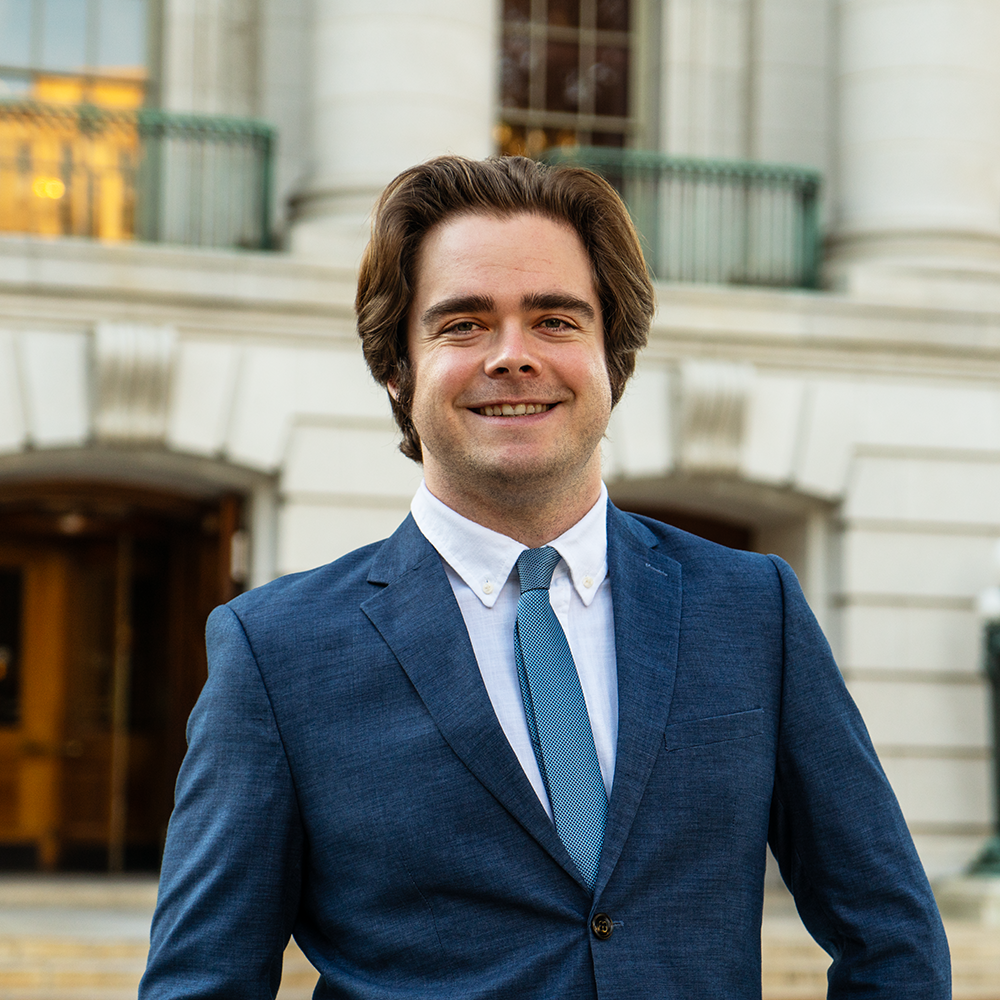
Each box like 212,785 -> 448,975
467,451 -> 585,493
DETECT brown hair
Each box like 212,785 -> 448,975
356,155 -> 655,462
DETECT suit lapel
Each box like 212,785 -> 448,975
361,517 -> 583,884
595,505 -> 682,895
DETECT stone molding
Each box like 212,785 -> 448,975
676,359 -> 753,474
92,322 -> 177,444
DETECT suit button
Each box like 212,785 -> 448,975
591,913 -> 613,940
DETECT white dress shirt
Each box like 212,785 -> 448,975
410,482 -> 618,819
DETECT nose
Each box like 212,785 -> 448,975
486,322 -> 538,378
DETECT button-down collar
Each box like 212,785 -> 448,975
410,481 -> 608,609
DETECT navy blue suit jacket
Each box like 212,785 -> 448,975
141,505 -> 950,998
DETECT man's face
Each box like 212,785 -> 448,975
401,211 -> 611,509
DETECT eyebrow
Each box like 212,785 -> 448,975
521,292 -> 596,323
419,291 -> 596,328
419,295 -> 496,328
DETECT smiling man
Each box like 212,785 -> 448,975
141,157 -> 950,999
400,211 -> 611,546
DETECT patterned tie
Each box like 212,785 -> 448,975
514,546 -> 607,888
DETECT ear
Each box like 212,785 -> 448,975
386,380 -> 399,401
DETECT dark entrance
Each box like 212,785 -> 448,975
619,502 -> 754,551
0,482 -> 242,871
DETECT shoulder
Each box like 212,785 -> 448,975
228,538 -> 383,618
608,506 -> 799,629
218,513 -> 434,643
611,505 -> 783,581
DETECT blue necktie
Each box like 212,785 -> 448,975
514,546 -> 607,888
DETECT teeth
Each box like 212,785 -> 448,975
478,403 -> 551,417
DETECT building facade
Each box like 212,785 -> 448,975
1,0 -> 999,881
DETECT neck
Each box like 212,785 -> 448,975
424,473 -> 603,548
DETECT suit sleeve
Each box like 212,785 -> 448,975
139,604 -> 303,1000
765,555 -> 951,999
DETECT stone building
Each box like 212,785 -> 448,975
0,0 -> 998,883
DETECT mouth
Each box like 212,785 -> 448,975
473,402 -> 555,417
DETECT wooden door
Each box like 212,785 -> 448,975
0,544 -> 71,870
0,484 -> 240,871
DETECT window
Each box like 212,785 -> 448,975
0,0 -> 151,240
0,0 -> 151,108
497,0 -> 631,157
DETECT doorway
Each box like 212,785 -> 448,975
0,482 -> 242,872
618,502 -> 754,551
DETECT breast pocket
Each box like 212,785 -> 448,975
662,707 -> 765,752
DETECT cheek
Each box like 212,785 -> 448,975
583,353 -> 614,409
410,353 -> 474,413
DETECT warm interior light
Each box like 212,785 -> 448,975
1,65 -> 147,239
32,177 -> 66,199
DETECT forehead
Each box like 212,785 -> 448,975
411,211 -> 596,301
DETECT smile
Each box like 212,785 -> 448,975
475,403 -> 554,417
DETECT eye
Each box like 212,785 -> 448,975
442,320 -> 482,334
537,317 -> 575,331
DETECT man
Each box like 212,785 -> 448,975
141,156 -> 950,998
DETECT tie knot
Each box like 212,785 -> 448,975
516,546 -> 561,593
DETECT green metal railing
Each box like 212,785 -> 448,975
544,146 -> 822,289
0,102 -> 274,250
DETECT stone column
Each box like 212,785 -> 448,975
288,0 -> 498,267
831,0 -> 1000,280
160,0 -> 260,116
658,0 -> 754,159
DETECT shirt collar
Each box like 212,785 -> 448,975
410,481 -> 608,609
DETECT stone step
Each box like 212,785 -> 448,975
7,929 -> 998,1000
0,877 -> 997,1000
0,937 -> 317,1000
761,919 -> 832,999
0,876 -> 159,909
0,989 -> 140,1000
0,938 -> 148,959
0,957 -> 146,987
760,917 -> 1000,1000
0,875 -> 321,1000
275,944 -> 322,1000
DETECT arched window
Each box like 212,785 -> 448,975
498,0 -> 631,157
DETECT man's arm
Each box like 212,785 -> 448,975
139,604 -> 303,1000
766,555 -> 951,998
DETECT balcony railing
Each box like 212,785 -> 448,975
544,147 -> 822,290
0,102 -> 274,251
